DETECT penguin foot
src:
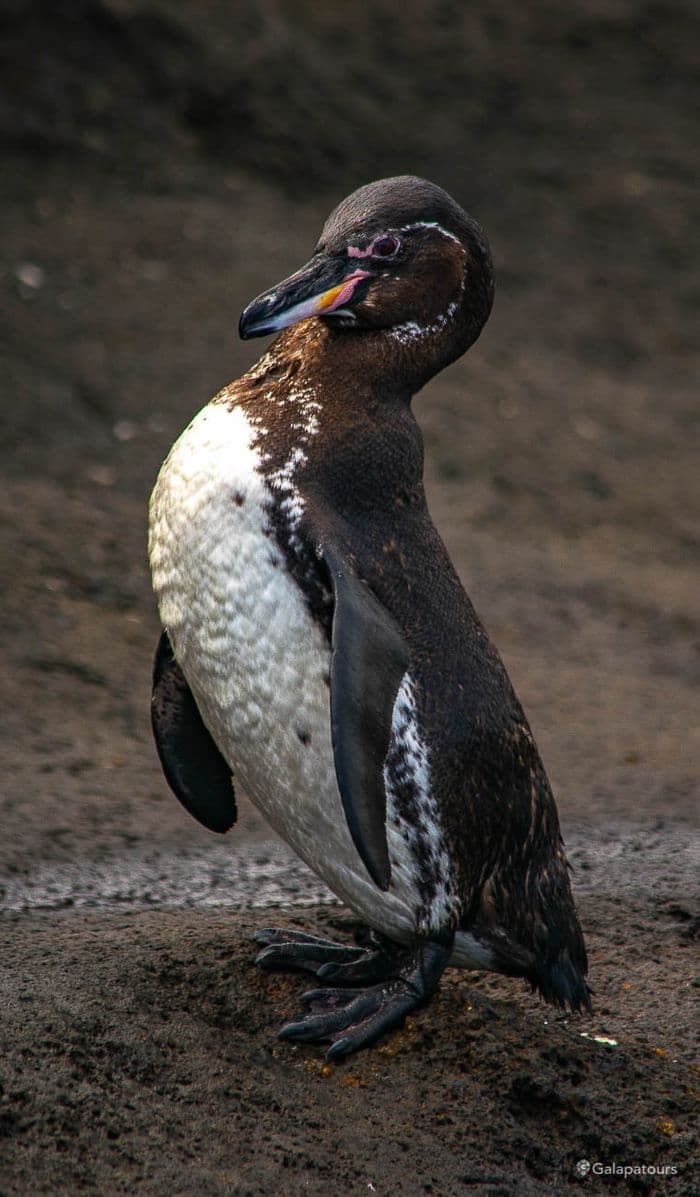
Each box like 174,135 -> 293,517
253,927 -> 374,976
252,926 -> 404,984
273,939 -> 452,1060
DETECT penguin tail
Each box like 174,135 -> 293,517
482,932 -> 592,1014
473,862 -> 592,1015
526,951 -> 593,1014
523,856 -> 593,1014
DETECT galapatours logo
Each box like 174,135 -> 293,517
575,1159 -> 678,1179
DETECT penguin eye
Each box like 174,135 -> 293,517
370,234 -> 401,260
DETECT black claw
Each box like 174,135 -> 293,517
252,925 -> 394,981
325,1037 -> 352,1061
254,941 -> 365,974
278,1022 -> 307,1041
315,949 -> 397,986
252,927 -> 338,948
253,926 -> 453,1059
278,1011 -> 341,1042
254,946 -> 287,969
299,987 -> 358,1012
277,1021 -> 303,1041
300,986 -> 350,1002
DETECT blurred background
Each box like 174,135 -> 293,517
1,0 -> 697,871
1,4 -> 698,1190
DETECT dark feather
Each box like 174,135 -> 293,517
151,630 -> 236,833
323,542 -> 410,892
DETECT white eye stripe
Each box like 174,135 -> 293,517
396,221 -> 462,245
348,222 -> 462,258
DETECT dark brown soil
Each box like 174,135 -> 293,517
0,2 -> 698,1194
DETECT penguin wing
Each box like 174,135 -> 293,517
322,541 -> 410,892
151,630 -> 237,833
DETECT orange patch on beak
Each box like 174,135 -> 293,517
316,269 -> 371,314
316,283 -> 347,311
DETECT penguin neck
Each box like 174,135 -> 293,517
248,313 -> 463,414
242,320 -> 428,518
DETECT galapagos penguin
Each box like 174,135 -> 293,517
149,175 -> 591,1060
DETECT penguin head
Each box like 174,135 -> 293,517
239,176 -> 494,371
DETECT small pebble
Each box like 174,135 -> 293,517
113,420 -> 138,442
15,262 -> 44,290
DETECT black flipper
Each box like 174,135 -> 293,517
151,630 -> 236,833
322,542 -> 410,892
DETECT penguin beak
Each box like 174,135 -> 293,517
239,254 -> 371,339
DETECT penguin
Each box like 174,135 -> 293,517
149,175 -> 591,1060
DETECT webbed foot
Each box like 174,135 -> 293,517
253,926 -> 400,983
253,928 -> 452,1059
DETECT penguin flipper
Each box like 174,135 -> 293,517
322,542 -> 410,892
151,630 -> 237,833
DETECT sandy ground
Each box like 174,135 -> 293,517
1,2 -> 698,1194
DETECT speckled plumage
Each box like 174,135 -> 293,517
149,396 -> 461,947
149,177 -> 590,1057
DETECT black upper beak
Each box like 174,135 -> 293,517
239,253 -> 371,340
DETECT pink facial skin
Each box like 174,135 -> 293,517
347,243 -> 375,259
323,269 -> 372,311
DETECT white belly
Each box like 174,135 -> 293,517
148,399 -> 429,941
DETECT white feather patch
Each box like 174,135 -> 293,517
149,401 -> 458,943
384,673 -> 459,934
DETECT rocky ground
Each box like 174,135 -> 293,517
0,2 -> 698,1194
